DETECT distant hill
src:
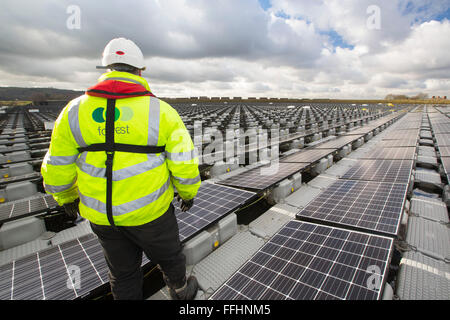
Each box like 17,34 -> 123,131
0,87 -> 83,102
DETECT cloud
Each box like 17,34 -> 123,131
0,0 -> 449,98
370,74 -> 409,89
369,20 -> 450,76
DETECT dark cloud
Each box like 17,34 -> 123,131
0,0 -> 448,98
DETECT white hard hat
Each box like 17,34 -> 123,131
98,38 -> 146,70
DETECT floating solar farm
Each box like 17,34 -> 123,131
0,100 -> 449,301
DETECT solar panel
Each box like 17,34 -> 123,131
210,220 -> 393,300
0,194 -> 59,224
392,123 -> 421,130
218,162 -> 308,191
296,180 -> 408,237
343,127 -> 375,136
361,147 -> 416,160
438,146 -> 450,157
0,233 -> 109,300
378,139 -> 417,148
174,183 -> 256,242
431,123 -> 450,133
312,136 -> 361,149
279,149 -> 336,163
434,134 -> 450,147
381,131 -> 419,140
441,157 -> 450,183
340,159 -> 413,184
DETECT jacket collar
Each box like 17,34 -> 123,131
86,71 -> 155,99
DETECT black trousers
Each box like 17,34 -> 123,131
90,203 -> 186,300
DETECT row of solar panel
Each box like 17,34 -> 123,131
217,114 -> 405,191
217,115 -> 417,238
0,183 -> 256,300
210,112 -> 419,300
292,127 -> 417,237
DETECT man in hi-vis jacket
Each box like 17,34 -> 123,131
41,38 -> 201,300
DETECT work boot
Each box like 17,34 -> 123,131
168,276 -> 199,300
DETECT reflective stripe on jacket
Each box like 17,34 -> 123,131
41,71 -> 201,226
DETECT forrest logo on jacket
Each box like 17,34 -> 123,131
92,106 -> 134,136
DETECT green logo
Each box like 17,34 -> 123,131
92,106 -> 134,123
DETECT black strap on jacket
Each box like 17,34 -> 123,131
77,99 -> 165,228
104,99 -> 116,227
78,143 -> 165,154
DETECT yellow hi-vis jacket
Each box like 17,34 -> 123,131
41,71 -> 201,226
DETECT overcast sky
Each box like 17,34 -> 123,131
0,0 -> 449,99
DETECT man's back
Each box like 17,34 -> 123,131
41,71 -> 201,226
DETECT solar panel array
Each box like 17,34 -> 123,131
295,180 -> 408,236
0,194 -> 59,223
192,103 -> 398,163
0,182 -> 255,300
174,183 -> 256,242
218,162 -> 308,191
210,111 -> 412,300
0,104 -> 409,301
217,112 -> 406,193
211,220 -> 393,300
340,159 -> 413,184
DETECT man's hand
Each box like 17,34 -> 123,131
63,198 -> 80,220
176,195 -> 194,212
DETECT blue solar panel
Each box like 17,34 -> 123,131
340,159 -> 413,184
174,183 -> 256,242
218,162 -> 308,191
361,147 -> 416,160
296,180 -> 408,237
211,220 -> 393,300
